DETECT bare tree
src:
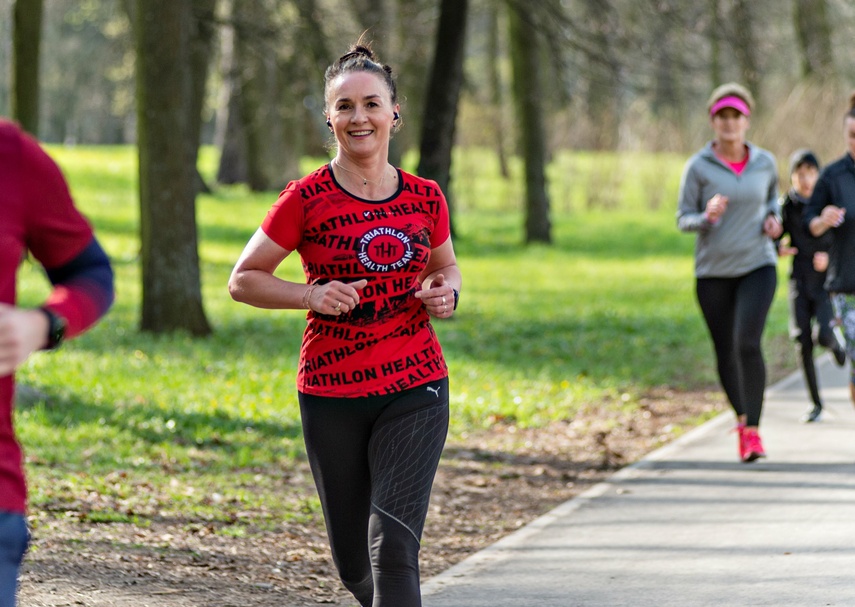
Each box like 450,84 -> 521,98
189,0 -> 217,194
794,0 -> 835,79
508,1 -> 551,244
215,0 -> 247,185
581,0 -> 621,150
417,0 -> 469,223
731,0 -> 760,96
135,0 -> 211,335
487,0 -> 510,178
349,0 -> 390,54
12,0 -> 43,135
708,0 -> 723,86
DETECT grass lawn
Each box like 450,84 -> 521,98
13,145 -> 794,527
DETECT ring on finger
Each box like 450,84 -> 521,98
442,296 -> 446,305
334,302 -> 341,312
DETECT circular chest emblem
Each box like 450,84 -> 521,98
357,227 -> 414,272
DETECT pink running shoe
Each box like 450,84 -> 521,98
741,428 -> 766,463
734,423 -> 746,461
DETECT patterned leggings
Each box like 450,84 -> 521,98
831,293 -> 855,384
299,379 -> 449,607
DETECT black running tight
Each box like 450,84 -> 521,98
696,265 -> 777,427
299,379 -> 449,607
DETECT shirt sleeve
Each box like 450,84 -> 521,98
19,129 -> 114,338
429,185 -> 451,248
765,163 -> 781,219
676,161 -> 713,232
21,131 -> 94,267
261,181 -> 304,251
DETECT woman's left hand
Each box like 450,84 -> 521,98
416,274 -> 456,318
763,214 -> 783,239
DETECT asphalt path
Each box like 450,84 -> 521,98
423,355 -> 855,607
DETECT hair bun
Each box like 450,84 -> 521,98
338,44 -> 377,65
849,90 -> 855,111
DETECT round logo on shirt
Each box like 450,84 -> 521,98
357,227 -> 414,272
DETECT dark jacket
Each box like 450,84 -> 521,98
780,189 -> 832,280
804,153 -> 855,294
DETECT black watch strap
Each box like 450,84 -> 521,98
452,288 -> 459,310
38,306 -> 66,350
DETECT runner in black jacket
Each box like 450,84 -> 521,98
805,92 -> 855,408
778,149 -> 845,423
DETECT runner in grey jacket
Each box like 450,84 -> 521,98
676,82 -> 782,463
677,141 -> 780,277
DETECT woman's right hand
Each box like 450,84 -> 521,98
308,279 -> 368,316
704,194 -> 728,223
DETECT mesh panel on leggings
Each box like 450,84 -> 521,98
369,402 -> 448,540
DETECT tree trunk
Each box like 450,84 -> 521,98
731,0 -> 760,96
135,0 -> 212,336
216,81 -> 248,185
233,0 -> 270,191
508,3 -> 551,244
417,0 -> 469,224
214,0 -> 247,185
708,0 -> 722,86
582,0 -> 620,150
12,0 -> 43,135
487,1 -> 509,179
794,0 -> 835,79
189,0 -> 217,194
349,0 -> 389,54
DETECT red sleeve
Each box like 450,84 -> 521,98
18,129 -> 113,338
20,132 -> 94,268
430,185 -> 451,248
260,181 -> 304,251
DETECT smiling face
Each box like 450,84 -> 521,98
326,70 -> 399,162
710,107 -> 750,146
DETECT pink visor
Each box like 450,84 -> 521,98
710,95 -> 750,117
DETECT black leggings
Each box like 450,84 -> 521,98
696,265 -> 777,427
299,378 -> 449,607
789,274 -> 837,407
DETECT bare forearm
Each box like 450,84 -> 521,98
422,264 -> 461,291
228,270 -> 310,310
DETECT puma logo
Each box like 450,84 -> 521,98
426,386 -> 441,397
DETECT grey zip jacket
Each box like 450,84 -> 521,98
677,141 -> 780,278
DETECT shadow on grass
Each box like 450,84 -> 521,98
16,382 -> 303,459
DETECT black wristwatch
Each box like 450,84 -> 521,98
452,288 -> 459,311
38,306 -> 66,350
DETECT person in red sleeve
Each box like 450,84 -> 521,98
229,42 -> 461,607
0,119 -> 114,607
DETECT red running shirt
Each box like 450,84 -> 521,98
261,164 -> 451,397
0,120 -> 101,514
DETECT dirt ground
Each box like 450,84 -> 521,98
18,389 -> 726,607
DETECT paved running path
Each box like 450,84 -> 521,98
423,356 -> 855,607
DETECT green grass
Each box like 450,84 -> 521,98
14,145 -> 793,529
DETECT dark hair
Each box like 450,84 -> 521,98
323,41 -> 398,111
847,91 -> 855,120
